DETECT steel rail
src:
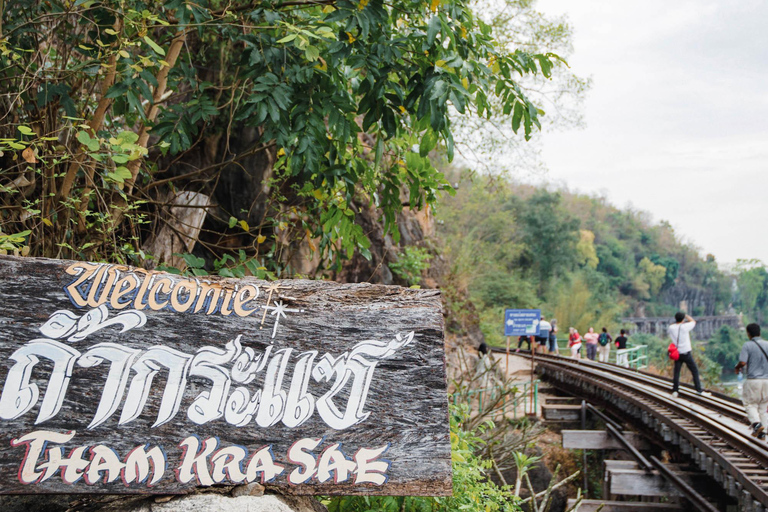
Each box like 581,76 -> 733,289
493,348 -> 746,422
585,402 -> 623,431
535,358 -> 768,509
606,422 -> 653,473
649,455 -> 720,512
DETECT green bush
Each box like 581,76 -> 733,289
390,246 -> 432,286
324,405 -> 522,512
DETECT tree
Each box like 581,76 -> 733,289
637,256 -> 666,298
518,190 -> 580,286
0,0 -> 561,271
705,325 -> 746,371
451,0 -> 591,174
576,229 -> 598,269
734,260 -> 768,323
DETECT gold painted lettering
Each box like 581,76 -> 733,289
233,285 -> 260,317
110,273 -> 140,309
133,270 -> 153,310
64,263 -> 100,307
220,288 -> 235,316
147,277 -> 173,310
194,283 -> 223,315
170,280 -> 196,313
87,265 -> 119,307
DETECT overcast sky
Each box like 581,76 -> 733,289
527,0 -> 768,266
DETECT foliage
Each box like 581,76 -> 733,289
629,333 -> 671,367
546,273 -> 624,335
389,246 -> 432,285
576,230 -> 598,269
157,250 -> 277,280
0,0 -> 562,271
451,0 -> 591,174
325,404 -> 522,512
705,325 -> 747,371
435,171 -> 739,347
734,260 -> 768,324
636,256 -> 667,298
518,190 -> 580,287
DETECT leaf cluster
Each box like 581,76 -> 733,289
0,0 -> 559,272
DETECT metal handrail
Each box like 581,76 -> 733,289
452,380 -> 540,419
616,344 -> 648,369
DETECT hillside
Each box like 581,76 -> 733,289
433,170 -> 760,361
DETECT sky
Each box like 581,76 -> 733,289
526,0 -> 768,266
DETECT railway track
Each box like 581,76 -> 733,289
492,348 -> 768,511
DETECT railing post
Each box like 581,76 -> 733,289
581,399 -> 588,496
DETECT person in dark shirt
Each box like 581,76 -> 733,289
615,329 -> 628,349
614,329 -> 629,367
516,335 -> 531,352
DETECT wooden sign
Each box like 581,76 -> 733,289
0,255 -> 450,496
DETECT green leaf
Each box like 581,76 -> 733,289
76,131 -> 91,145
106,166 -> 132,183
276,34 -> 297,43
143,35 -> 166,56
427,16 -> 441,46
17,126 -> 33,136
117,131 -> 139,144
181,253 -> 206,268
420,129 -> 437,157
228,216 -> 237,228
304,45 -> 320,61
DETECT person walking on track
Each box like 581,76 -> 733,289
735,323 -> 768,439
583,327 -> 599,361
597,327 -> 612,363
668,312 -> 710,398
568,327 -> 582,359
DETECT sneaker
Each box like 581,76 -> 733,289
699,391 -> 712,397
752,423 -> 764,438
671,391 -> 679,398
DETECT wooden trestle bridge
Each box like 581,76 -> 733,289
490,348 -> 768,512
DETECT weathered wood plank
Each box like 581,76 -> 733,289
0,255 -> 450,496
543,397 -> 581,405
566,500 -> 683,511
541,404 -> 581,421
607,468 -> 708,497
562,430 -> 650,450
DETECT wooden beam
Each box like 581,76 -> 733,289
567,500 -> 683,511
544,396 -> 581,405
541,404 -> 582,421
562,430 -> 650,450
607,468 -> 708,497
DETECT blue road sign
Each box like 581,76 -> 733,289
504,309 -> 541,337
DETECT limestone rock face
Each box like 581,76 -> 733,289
0,492 -> 328,512
108,494 -> 326,512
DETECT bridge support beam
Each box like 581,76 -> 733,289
541,404 -> 581,421
563,429 -> 650,450
606,463 -> 710,498
566,500 -> 683,512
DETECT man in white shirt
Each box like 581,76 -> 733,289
668,312 -> 710,398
